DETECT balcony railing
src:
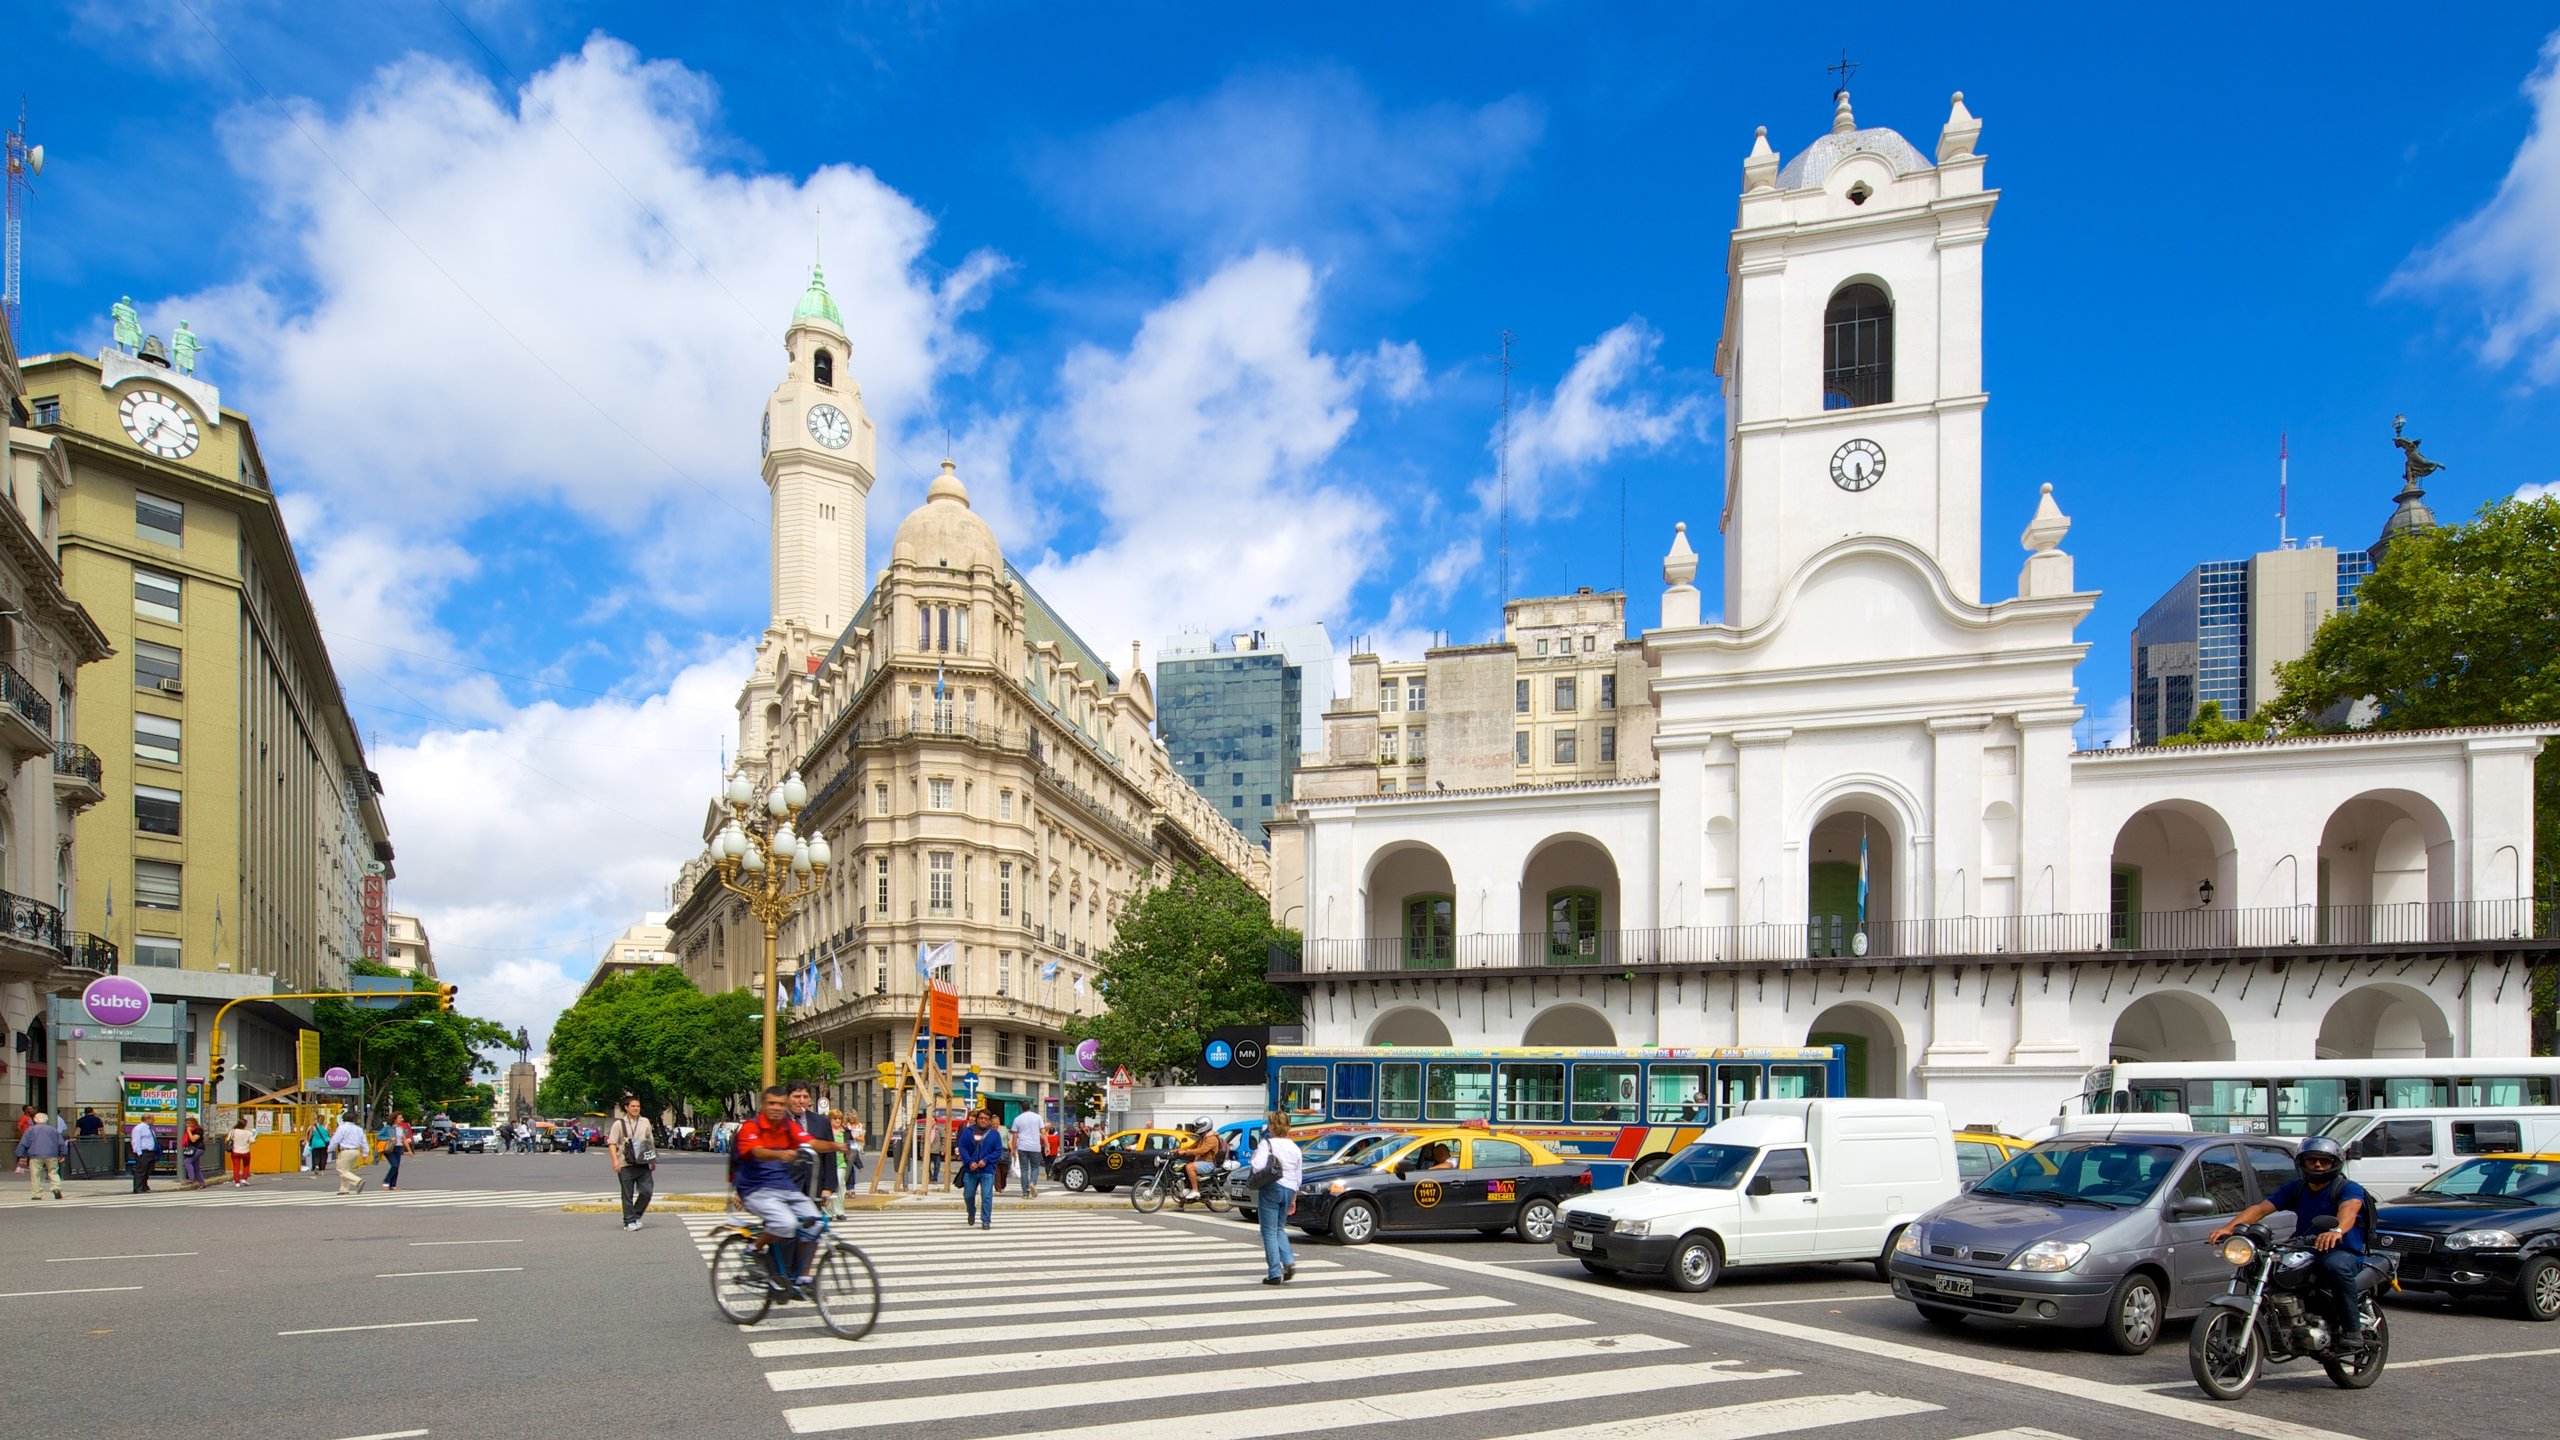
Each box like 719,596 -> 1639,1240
54,741 -> 102,786
0,888 -> 66,953
1282,898 -> 2550,976
66,932 -> 117,975
0,661 -> 53,733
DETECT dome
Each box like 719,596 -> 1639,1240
791,263 -> 843,330
891,460 -> 1002,571
1773,93 -> 1934,190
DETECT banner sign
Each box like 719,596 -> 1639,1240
297,1031 -> 323,1084
927,980 -> 960,1037
362,874 -> 387,960
119,1077 -> 204,1116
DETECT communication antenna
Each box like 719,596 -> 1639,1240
3,99 -> 42,339
1496,329 -> 1514,608
2277,433 -> 2290,548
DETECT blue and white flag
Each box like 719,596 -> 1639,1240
830,947 -> 844,993
1039,959 -> 1061,982
914,941 -> 955,978
1856,821 -> 1870,926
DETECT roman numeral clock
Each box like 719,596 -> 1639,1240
1830,438 -> 1885,492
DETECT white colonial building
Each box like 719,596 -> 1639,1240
1268,90 -> 2552,1131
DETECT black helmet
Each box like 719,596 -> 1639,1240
2297,1135 -> 2345,1175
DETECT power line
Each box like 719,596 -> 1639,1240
1496,329 -> 1514,616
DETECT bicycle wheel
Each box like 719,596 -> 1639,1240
710,1233 -> 773,1326
1132,1171 -> 1167,1214
811,1241 -> 880,1341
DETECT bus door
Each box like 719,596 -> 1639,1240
1709,1063 -> 1759,1121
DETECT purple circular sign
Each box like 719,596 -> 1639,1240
323,1067 -> 352,1088
80,975 -> 152,1028
1074,1039 -> 1100,1071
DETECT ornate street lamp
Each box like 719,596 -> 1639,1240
710,768 -> 832,1088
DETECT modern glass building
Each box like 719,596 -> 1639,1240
1157,633 -> 1308,844
2129,546 -> 2379,745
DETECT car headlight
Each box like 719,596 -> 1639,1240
1611,1218 -> 1652,1237
2218,1236 -> 2259,1267
2007,1240 -> 2090,1273
1326,1179 -> 1346,1195
2444,1229 -> 2521,1251
1894,1226 -> 1925,1256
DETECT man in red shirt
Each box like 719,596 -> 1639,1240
731,1085 -> 842,1296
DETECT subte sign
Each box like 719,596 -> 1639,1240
80,975 -> 152,1028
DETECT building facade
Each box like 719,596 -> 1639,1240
1268,91 -> 2553,1132
578,912 -> 673,1000
1157,629 -> 1309,842
381,910 -> 435,979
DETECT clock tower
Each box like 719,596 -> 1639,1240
762,263 -> 875,637
1715,90 -> 1994,631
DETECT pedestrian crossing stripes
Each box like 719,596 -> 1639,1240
61,1186 -> 613,1210
685,1210 -> 2108,1440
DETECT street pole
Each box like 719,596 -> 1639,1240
760,916 -> 781,1091
706,768 -> 829,1094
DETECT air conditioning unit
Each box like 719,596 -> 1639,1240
158,679 -> 184,695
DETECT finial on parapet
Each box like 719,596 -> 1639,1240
1937,91 -> 1982,162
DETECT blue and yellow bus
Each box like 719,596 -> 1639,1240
1266,1044 -> 1847,1186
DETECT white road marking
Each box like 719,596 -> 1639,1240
1944,1429 -> 2083,1440
46,1252 -> 199,1263
756,1278 -> 1442,1330
374,1267 -> 525,1278
765,1311 -> 1588,1390
2406,1345 -> 2560,1367
746,1294 -> 1510,1358
330,1431 -> 432,1440
0,1285 -> 145,1298
782,1333 -> 1687,1432
1484,1393 -> 1941,1440
409,1239 -> 524,1246
278,1318 -> 477,1336
878,1269 -> 1387,1303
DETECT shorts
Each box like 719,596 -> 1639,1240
740,1187 -> 823,1240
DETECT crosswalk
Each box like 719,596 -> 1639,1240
681,1209 -> 2101,1440
60,1185 -> 611,1210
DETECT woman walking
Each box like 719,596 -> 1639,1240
1246,1110 -> 1303,1285
306,1116 -> 329,1175
225,1114 -> 256,1186
178,1117 -> 208,1189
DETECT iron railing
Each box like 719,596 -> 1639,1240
54,741 -> 102,786
0,889 -> 66,952
1282,898 -> 2550,976
0,660 -> 52,733
66,932 -> 117,975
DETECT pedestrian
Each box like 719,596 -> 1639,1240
1246,1109 -> 1303,1285
12,1107 -> 27,1145
307,1116 -> 329,1175
836,1116 -> 867,1218
954,1109 -> 1004,1228
126,1115 -> 159,1193
378,1112 -> 410,1191
607,1094 -> 656,1231
16,1111 -> 66,1199
225,1114 -> 256,1186
784,1085 -> 839,1218
329,1109 -> 369,1195
1011,1105 -> 1046,1198
75,1106 -> 103,1139
179,1117 -> 207,1189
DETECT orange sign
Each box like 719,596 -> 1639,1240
927,981 -> 960,1037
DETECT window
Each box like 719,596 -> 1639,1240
135,566 -> 182,624
1753,1148 -> 1813,1194
135,713 -> 181,765
1425,1061 -> 1492,1121
997,954 -> 1011,998
874,947 -> 889,993
2242,1144 -> 2298,1201
135,640 -> 181,690
1379,681 -> 1398,713
31,396 -> 59,426
2349,1120 -> 2435,1160
1259,793 -> 1271,805
132,936 -> 181,968
909,685 -> 923,727
928,778 -> 953,810
1599,726 -> 1617,763
1600,674 -> 1616,709
965,690 -> 977,729
1495,1063 -> 1566,1124
1402,894 -> 1454,966
1822,282 -> 1894,409
1406,678 -> 1425,711
1333,1062 -> 1376,1119
1547,889 -> 1600,959
1536,639 -> 1550,656
1582,635 -> 1595,652
874,783 -> 889,816
1409,728 -> 1426,759
1572,1064 -> 1639,1124
134,785 -> 181,835
1379,732 -> 1398,763
1470,1138 -> 1534,1170
1553,729 -> 1577,764
2184,1079 -> 2271,1134
1515,731 -> 1530,765
135,859 -> 182,910
2176,1144 -> 2250,1215
1379,1062 -> 1422,1121
814,348 -> 834,386
136,492 -> 184,546
1000,789 -> 1014,820
998,862 -> 1013,918
1514,679 -> 1529,714
1231,771 -> 1244,785
1554,676 -> 1576,712
927,852 -> 954,914
918,606 -> 932,649
1645,1064 -> 1712,1122
1380,780 -> 1396,794
874,856 -> 890,914
2455,1120 -> 2524,1155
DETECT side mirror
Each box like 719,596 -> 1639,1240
1746,1175 -> 1774,1197
2173,1195 -> 2217,1217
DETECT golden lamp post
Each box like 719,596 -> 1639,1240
710,768 -> 832,1089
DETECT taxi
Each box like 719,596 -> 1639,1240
1051,1127 -> 1195,1194
1955,1126 -> 2032,1187
1291,1124 -> 1592,1246
2372,1151 -> 2560,1322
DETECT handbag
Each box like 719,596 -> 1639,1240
624,1120 -> 657,1166
1245,1146 -> 1281,1191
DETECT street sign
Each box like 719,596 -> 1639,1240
1105,1065 -> 1133,1117
80,975 -> 152,1028
1204,1039 -> 1233,1070
348,975 -> 420,1010
323,1066 -> 352,1088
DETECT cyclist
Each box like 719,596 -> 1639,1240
730,1085 -> 844,1298
1176,1118 -> 1227,1202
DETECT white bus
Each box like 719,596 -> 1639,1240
2074,1059 -> 2560,1136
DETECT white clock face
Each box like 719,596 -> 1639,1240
807,403 -> 852,450
120,390 -> 201,459
1830,437 -> 1885,492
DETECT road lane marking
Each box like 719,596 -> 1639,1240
880,1269 -> 1390,1303
1484,1392 -> 1942,1440
1,1286 -> 145,1298
278,1318 -> 477,1336
374,1267 -> 525,1278
409,1239 -> 523,1246
747,1294 -> 1510,1358
2406,1345 -> 2560,1367
782,1333 -> 1687,1433
331,1431 -> 432,1440
47,1252 -> 199,1263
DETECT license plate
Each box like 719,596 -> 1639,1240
1932,1275 -> 1974,1297
1571,1231 -> 1595,1251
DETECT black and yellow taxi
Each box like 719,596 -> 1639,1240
1955,1127 -> 2032,1188
2373,1151 -> 2560,1321
1292,1124 -> 1592,1246
1051,1127 -> 1195,1194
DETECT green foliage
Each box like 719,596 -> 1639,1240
2157,700 -> 2270,747
312,961 -> 512,1123
444,1083 -> 497,1125
1064,860 -> 1298,1084
544,965 -> 812,1117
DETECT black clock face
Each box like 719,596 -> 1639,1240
1831,438 -> 1885,491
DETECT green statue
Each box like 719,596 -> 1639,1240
171,322 -> 205,376
111,295 -> 141,354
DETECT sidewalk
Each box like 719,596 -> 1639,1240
6,1168 -> 357,1205
563,1185 -> 1190,1215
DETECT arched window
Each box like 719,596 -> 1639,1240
1822,283 -> 1892,410
813,348 -> 835,387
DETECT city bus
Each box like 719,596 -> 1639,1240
1266,1044 -> 1847,1186
2074,1058 -> 2560,1136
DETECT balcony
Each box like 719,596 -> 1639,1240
65,932 -> 117,976
53,741 -> 104,809
0,660 -> 52,765
0,888 -> 67,978
1279,898 -> 2555,978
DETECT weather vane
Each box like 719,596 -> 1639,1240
1828,49 -> 1860,99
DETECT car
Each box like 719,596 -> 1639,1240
1292,1125 -> 1591,1246
1050,1128 -> 1195,1193
1886,1131 -> 2301,1355
1226,1125 -> 1383,1217
2373,1152 -> 2560,1321
1955,1127 -> 2032,1187
452,1126 -> 497,1154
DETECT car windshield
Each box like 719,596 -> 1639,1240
2406,1158 -> 2560,1204
1974,1142 -> 2183,1207
1649,1143 -> 1760,1190
1328,1134 -> 1409,1169
1300,1132 -> 1378,1165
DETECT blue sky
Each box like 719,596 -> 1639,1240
16,4 -> 2559,1048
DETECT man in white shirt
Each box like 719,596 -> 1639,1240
1010,1107 -> 1047,1197
329,1111 -> 370,1195
126,1117 -> 160,1194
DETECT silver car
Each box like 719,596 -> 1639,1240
1886,1131 -> 2301,1354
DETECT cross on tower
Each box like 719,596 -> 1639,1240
1827,50 -> 1860,98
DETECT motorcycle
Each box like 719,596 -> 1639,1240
2188,1219 -> 2394,1400
1132,1151 -> 1233,1215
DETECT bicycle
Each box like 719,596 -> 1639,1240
1132,1150 -> 1233,1215
708,1158 -> 879,1340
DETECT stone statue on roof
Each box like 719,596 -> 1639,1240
171,321 -> 205,375
111,295 -> 141,354
2392,414 -> 2445,487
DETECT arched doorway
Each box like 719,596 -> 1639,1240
1365,843 -> 1458,969
1806,798 -> 1898,957
1366,1008 -> 1454,1047
2318,792 -> 2455,943
2317,983 -> 2452,1060
2107,801 -> 2237,949
1522,1004 -> 1616,1047
1805,1002 -> 1907,1098
2108,990 -> 2236,1063
1518,835 -> 1620,966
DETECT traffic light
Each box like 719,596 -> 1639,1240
874,1061 -> 898,1085
209,1055 -> 226,1087
437,983 -> 458,1012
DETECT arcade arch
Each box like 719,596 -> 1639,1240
1365,1007 -> 1454,1048
1806,1001 -> 1907,1099
2317,791 -> 2455,942
2107,801 -> 2237,949
1521,1003 -> 1617,1048
1365,843 -> 1457,966
2108,990 -> 2236,1063
1806,795 -> 1900,956
1518,835 -> 1621,964
2316,982 -> 2453,1060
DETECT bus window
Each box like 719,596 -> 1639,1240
1426,1062 -> 1492,1122
1380,1062 -> 1422,1121
2185,1079 -> 2271,1134
1497,1063 -> 1565,1124
1645,1064 -> 1711,1122
1571,1064 -> 1638,1124
2129,1085 -> 2183,1114
1333,1063 -> 1375,1120
2377,1077 -> 2449,1109
1714,1065 -> 1758,1119
1769,1065 -> 1824,1101
2273,1078 -> 2355,1135
2460,1076 -> 2553,1106
1276,1065 -> 1329,1118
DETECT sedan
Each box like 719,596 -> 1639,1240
1293,1127 -> 1592,1246
2374,1152 -> 2560,1321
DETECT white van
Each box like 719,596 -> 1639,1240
1557,1098 -> 1958,1292
2019,1112 -> 2198,1143
2320,1107 -> 2560,1194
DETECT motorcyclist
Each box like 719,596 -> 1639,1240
2209,1135 -> 2372,1350
1176,1118 -> 1226,1202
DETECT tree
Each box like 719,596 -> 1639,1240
544,966 -> 839,1119
2158,700 -> 2269,747
1064,860 -> 1298,1084
312,962 -> 513,1124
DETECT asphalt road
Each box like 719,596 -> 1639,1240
7,1151 -> 2552,1440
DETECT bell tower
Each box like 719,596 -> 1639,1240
762,263 -> 876,637
1715,91 -> 1995,630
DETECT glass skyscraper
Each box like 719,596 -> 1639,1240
1157,633 -> 1310,844
2129,548 -> 2376,745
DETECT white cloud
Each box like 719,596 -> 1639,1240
1491,318 -> 1707,515
2394,30 -> 2560,383
2517,479 -> 2559,502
